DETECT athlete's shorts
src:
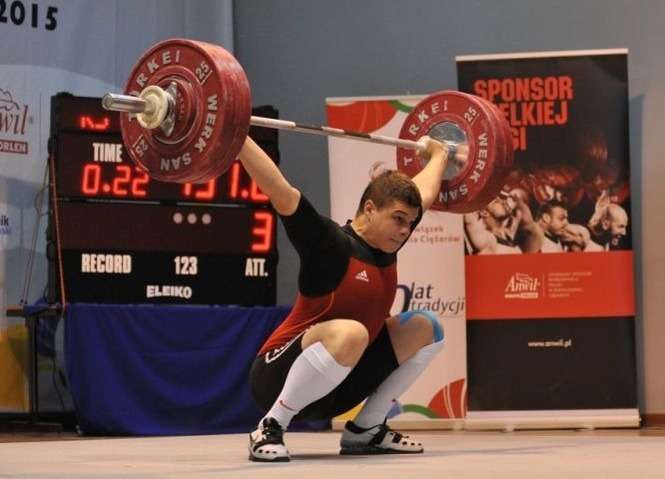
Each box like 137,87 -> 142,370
249,326 -> 399,421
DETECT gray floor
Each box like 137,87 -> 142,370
1,429 -> 664,478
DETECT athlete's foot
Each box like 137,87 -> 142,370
248,417 -> 290,462
339,420 -> 423,455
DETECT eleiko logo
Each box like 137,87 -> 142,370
0,88 -> 31,155
146,285 -> 193,299
504,273 -> 540,299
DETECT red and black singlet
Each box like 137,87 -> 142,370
258,195 -> 420,356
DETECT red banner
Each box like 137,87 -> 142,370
466,251 -> 635,319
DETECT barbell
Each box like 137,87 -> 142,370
102,38 -> 513,213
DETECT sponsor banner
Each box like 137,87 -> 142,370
0,87 -> 31,156
457,50 -> 634,281
466,251 -> 635,319
457,50 -> 638,425
326,96 -> 467,423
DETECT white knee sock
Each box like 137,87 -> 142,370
264,341 -> 352,430
352,340 -> 444,429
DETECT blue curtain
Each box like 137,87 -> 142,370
64,303 -> 292,435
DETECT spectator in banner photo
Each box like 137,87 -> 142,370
535,200 -> 570,253
561,191 -> 629,252
239,135 -> 449,462
587,189 -> 629,250
463,189 -> 541,254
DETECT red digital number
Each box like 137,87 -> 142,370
81,163 -> 101,194
196,179 -> 216,199
79,115 -> 111,131
182,179 -> 216,200
112,165 -> 132,196
251,211 -> 274,252
131,168 -> 150,197
228,161 -> 269,203
82,164 -> 150,198
250,180 -> 269,202
229,162 -> 241,199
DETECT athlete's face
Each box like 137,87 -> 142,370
368,200 -> 420,253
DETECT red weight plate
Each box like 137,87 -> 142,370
484,97 -> 514,170
396,91 -> 503,213
120,38 -> 250,183
461,96 -> 510,211
463,95 -> 518,214
480,98 -> 514,206
204,43 -> 251,181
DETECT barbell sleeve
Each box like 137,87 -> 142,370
102,93 -> 148,114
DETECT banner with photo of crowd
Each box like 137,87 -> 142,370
456,50 -> 639,428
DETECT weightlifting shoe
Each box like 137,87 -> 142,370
339,420 -> 423,455
248,417 -> 290,462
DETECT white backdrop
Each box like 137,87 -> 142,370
326,96 -> 467,427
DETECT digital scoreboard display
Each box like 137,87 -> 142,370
55,133 -> 275,204
48,93 -> 278,305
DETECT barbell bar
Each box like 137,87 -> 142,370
102,90 -> 429,152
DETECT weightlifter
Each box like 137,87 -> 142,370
240,135 -> 449,462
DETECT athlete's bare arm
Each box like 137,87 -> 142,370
238,136 -> 301,215
411,136 -> 449,212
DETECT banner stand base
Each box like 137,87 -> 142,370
464,409 -> 640,431
333,410 -> 640,431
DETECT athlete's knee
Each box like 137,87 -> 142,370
396,310 -> 444,344
311,319 -> 369,367
333,320 -> 369,354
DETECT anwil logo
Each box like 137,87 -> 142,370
0,88 -> 30,155
504,273 -> 540,299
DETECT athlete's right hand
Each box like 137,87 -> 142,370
417,136 -> 447,160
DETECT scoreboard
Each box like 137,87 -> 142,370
47,93 -> 278,305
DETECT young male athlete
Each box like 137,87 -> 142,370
239,134 -> 449,462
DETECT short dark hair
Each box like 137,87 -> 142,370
355,170 -> 422,216
537,200 -> 568,219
